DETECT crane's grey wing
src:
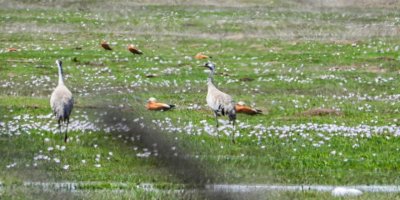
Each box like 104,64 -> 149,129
213,93 -> 235,116
64,96 -> 74,117
60,87 -> 73,119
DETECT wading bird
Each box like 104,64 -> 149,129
235,101 -> 262,115
50,60 -> 74,142
194,52 -> 210,60
128,44 -> 143,55
146,97 -> 175,111
203,62 -> 236,143
101,40 -> 112,50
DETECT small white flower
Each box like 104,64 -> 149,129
330,150 -> 336,155
47,147 -> 54,151
94,164 -> 101,168
136,152 -> 151,158
63,165 -> 69,170
44,138 -> 50,143
6,163 -> 16,169
81,160 -> 86,164
60,146 -> 66,151
108,152 -> 113,156
54,158 -> 60,163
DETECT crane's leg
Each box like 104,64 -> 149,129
64,118 -> 69,143
229,114 -> 236,144
214,111 -> 219,128
58,118 -> 62,141
213,111 -> 220,141
231,120 -> 236,144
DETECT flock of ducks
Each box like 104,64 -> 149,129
50,41 -> 263,143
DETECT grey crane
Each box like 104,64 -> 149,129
203,62 -> 236,143
50,60 -> 74,142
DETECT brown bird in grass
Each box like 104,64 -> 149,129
145,74 -> 158,78
195,52 -> 210,60
128,44 -> 143,55
7,47 -> 18,52
146,97 -> 175,111
235,101 -> 262,115
100,41 -> 112,50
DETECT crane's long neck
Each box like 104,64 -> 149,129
57,62 -> 65,85
207,69 -> 215,85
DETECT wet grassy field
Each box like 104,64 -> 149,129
0,0 -> 400,199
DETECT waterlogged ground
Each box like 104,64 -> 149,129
1,0 -> 400,199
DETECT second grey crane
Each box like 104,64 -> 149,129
50,60 -> 74,142
203,62 -> 236,143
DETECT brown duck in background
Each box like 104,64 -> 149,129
101,40 -> 112,50
235,101 -> 262,115
146,97 -> 175,111
128,44 -> 143,55
195,52 -> 210,60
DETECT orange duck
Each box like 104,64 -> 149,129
101,40 -> 112,50
194,52 -> 210,60
235,101 -> 262,115
7,47 -> 18,52
146,97 -> 175,111
128,44 -> 143,55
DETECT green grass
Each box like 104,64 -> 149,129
1,0 -> 400,199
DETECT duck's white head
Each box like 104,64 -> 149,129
148,97 -> 157,102
237,101 -> 245,106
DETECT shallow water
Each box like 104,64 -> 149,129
20,181 -> 400,193
207,184 -> 400,193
